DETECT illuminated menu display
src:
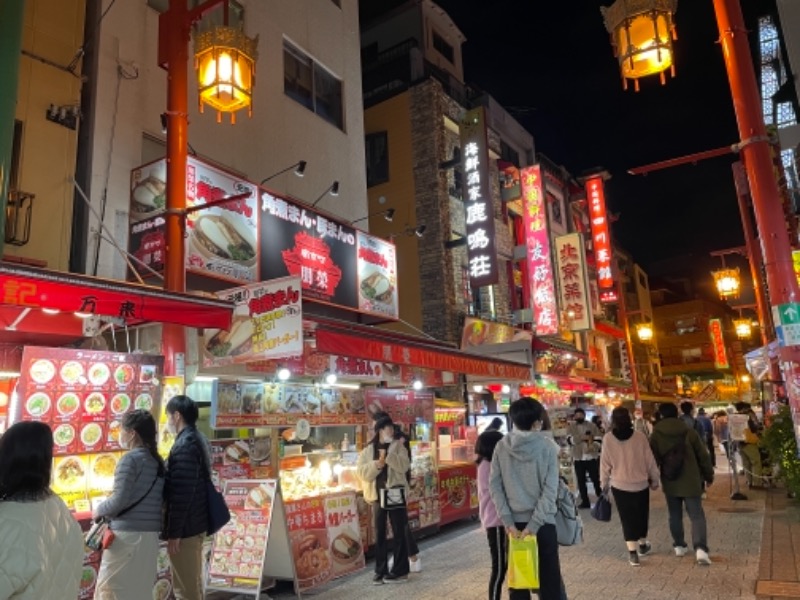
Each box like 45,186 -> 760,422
460,107 -> 499,288
521,165 -> 559,335
585,176 -> 616,302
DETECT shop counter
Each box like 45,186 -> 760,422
437,462 -> 478,526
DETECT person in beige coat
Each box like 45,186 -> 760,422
0,422 -> 83,600
357,415 -> 411,585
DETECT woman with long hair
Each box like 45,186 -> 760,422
476,429 -> 506,600
599,407 -> 660,566
93,410 -> 166,599
356,414 -> 411,584
0,421 -> 83,599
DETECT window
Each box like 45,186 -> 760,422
365,132 -> 389,187
9,120 -> 22,191
432,31 -> 454,64
284,41 -> 344,129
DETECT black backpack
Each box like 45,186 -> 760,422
658,431 -> 689,481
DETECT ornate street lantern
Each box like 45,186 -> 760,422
712,267 -> 741,299
636,322 -> 654,343
734,318 -> 752,339
195,25 -> 258,123
601,0 -> 678,91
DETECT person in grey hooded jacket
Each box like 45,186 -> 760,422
489,397 -> 565,600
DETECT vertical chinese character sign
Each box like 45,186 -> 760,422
459,107 -> 499,288
585,176 -> 615,302
708,318 -> 730,369
521,165 -> 559,336
554,233 -> 593,331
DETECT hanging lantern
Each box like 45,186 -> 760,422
601,0 -> 678,91
636,322 -> 654,343
194,26 -> 258,123
734,318 -> 753,339
712,268 -> 741,299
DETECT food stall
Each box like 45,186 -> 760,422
434,404 -> 478,526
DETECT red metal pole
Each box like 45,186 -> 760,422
714,0 -> 800,414
159,0 -> 192,377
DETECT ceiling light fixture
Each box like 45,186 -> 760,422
311,180 -> 340,208
277,367 -> 291,381
412,379 -> 424,391
259,160 -> 307,185
325,371 -> 338,385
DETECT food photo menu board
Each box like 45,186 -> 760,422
14,347 -> 164,456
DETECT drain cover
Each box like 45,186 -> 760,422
755,580 -> 800,597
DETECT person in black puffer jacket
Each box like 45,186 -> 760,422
163,395 -> 210,600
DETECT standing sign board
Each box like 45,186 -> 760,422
207,479 -> 298,598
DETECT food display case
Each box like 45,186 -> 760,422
435,406 -> 478,526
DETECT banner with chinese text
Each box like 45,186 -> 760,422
554,234 -> 593,331
585,176 -> 616,302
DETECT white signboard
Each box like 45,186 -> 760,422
554,233 -> 593,331
356,231 -> 398,319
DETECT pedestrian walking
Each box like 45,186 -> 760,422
599,407 -> 660,567
476,430 -> 507,600
163,395 -> 212,600
696,408 -> 715,467
356,415 -> 412,585
650,403 -> 714,565
0,421 -> 84,600
566,408 -> 601,508
93,410 -> 166,600
632,408 -> 652,438
713,411 -> 730,460
489,397 -> 566,600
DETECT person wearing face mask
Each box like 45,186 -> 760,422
93,410 -> 166,599
633,409 -> 653,438
566,408 -> 601,509
357,415 -> 411,585
162,395 -> 212,600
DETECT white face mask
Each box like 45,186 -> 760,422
166,416 -> 177,435
381,430 -> 394,444
119,430 -> 132,450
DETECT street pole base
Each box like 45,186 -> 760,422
731,492 -> 748,501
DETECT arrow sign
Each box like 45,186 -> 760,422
778,303 -> 800,326
785,305 -> 799,321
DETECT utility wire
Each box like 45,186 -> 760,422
67,0 -> 121,74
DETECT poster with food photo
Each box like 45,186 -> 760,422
356,231 -> 398,319
207,480 -> 276,593
325,492 -> 365,578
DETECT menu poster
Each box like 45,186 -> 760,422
208,480 -> 276,592
202,276 -> 303,367
153,543 -> 176,600
356,231 -> 398,319
408,442 -> 440,532
364,389 -> 435,428
211,382 -> 366,429
158,376 -> 184,458
0,378 -> 13,434
324,492 -> 365,578
14,348 -> 164,457
438,464 -> 477,525
210,436 -> 273,483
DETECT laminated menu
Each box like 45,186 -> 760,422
14,348 -> 164,456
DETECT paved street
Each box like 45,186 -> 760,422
268,467 -> 764,600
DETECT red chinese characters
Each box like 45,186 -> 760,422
521,166 -> 558,335
708,318 -> 729,369
585,176 -> 614,297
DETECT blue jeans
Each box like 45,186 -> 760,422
665,495 -> 708,552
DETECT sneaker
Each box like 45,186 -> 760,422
577,501 -> 591,509
628,551 -> 640,566
637,542 -> 652,556
410,556 -> 422,573
674,545 -> 689,557
373,574 -> 386,585
696,549 -> 712,565
384,574 -> 409,584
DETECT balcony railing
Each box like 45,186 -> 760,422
6,189 -> 34,246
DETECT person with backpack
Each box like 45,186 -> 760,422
599,407 -> 660,567
650,403 -> 714,566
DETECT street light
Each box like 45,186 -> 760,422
601,0 -> 678,91
712,267 -> 741,299
636,322 -> 654,343
734,318 -> 753,339
158,0 -> 259,376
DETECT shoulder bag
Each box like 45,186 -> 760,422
590,487 -> 612,522
197,437 -> 231,535
86,470 -> 160,551
379,486 -> 407,510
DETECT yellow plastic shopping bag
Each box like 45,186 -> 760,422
508,534 -> 539,590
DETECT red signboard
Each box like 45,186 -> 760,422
708,318 -> 729,369
521,165 -> 559,335
363,388 -> 435,426
585,177 -> 614,298
438,464 -> 477,526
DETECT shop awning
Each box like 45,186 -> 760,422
538,374 -> 596,393
0,262 -> 234,345
309,316 -> 532,380
533,336 -> 586,356
594,320 -> 625,340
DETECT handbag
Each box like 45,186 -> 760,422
198,441 -> 231,535
85,469 -> 160,551
508,534 -> 539,590
555,478 -> 583,546
379,486 -> 407,510
590,488 -> 613,522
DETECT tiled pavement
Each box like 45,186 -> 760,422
756,485 -> 800,599
265,464 -> 766,600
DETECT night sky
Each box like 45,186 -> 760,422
428,0 -> 769,271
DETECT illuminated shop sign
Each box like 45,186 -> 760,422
708,318 -> 729,369
554,233 -> 593,331
585,176 -> 615,302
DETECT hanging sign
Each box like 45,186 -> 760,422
585,176 -> 615,301
460,107 -> 499,288
708,318 -> 730,369
521,165 -> 559,335
554,233 -> 593,331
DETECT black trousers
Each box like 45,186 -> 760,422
406,523 -> 419,557
611,487 -> 650,542
574,459 -> 601,504
373,503 -> 410,577
509,523 -> 565,600
486,526 -> 508,600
